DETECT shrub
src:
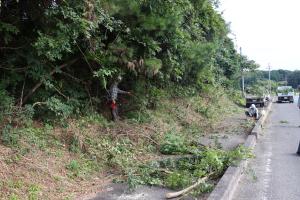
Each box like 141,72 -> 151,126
160,132 -> 188,155
165,170 -> 192,189
1,125 -> 20,147
46,97 -> 74,120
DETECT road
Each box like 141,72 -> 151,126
87,184 -> 193,200
233,98 -> 300,200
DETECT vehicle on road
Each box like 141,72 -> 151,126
277,86 -> 294,103
245,95 -> 267,108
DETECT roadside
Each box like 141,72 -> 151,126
80,106 -> 256,200
232,98 -> 300,200
0,89 -> 254,200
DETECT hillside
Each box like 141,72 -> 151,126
0,1 -> 257,199
0,86 -> 254,199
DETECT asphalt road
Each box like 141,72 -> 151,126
233,97 -> 300,200
87,184 -> 193,200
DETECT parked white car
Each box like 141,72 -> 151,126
277,86 -> 294,103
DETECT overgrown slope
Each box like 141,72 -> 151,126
0,86 -> 253,199
0,1 -> 257,199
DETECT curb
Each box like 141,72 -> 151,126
207,101 -> 273,200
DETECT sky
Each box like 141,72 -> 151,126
219,0 -> 300,71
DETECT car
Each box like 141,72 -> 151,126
276,86 -> 294,103
245,95 -> 267,108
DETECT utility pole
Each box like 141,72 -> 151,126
268,64 -> 271,94
285,74 -> 288,86
240,47 -> 245,97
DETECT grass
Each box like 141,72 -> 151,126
0,179 -> 41,200
0,86 -> 250,199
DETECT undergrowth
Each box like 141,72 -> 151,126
117,138 -> 252,195
0,85 -> 248,199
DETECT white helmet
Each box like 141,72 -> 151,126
250,104 -> 256,108
117,75 -> 122,82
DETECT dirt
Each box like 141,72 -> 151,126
0,143 -> 113,200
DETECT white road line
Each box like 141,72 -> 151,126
262,137 -> 273,200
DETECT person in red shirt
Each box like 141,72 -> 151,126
109,76 -> 130,121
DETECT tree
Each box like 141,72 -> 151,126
0,0 -> 258,118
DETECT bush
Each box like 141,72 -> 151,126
160,132 -> 188,155
1,125 -> 20,147
66,159 -> 99,178
126,110 -> 152,124
0,88 -> 14,122
228,89 -> 245,106
165,170 -> 192,189
34,97 -> 77,124
46,97 -> 74,120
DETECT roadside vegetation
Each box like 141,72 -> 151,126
245,69 -> 300,94
0,84 -> 255,199
246,70 -> 300,89
0,0 -> 260,199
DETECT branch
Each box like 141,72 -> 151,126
0,66 -> 27,72
75,42 -> 93,72
19,77 -> 26,107
165,173 -> 212,199
61,71 -> 86,84
0,46 -> 24,50
32,102 -> 47,108
60,71 -> 92,105
52,85 -> 69,100
20,58 -> 78,106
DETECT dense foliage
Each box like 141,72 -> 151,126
0,0 -> 258,121
0,2 -> 264,197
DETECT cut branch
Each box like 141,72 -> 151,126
21,58 -> 78,106
165,173 -> 212,199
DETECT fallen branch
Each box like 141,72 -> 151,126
165,173 -> 212,199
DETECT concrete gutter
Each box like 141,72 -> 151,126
207,101 -> 273,200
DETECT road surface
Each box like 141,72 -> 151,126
87,184 -> 193,200
233,98 -> 300,200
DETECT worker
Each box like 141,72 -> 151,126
109,76 -> 131,121
246,104 -> 259,120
